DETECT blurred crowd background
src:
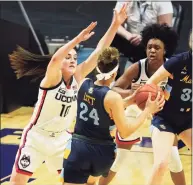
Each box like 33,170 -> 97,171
0,1 -> 192,113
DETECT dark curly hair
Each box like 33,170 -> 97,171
141,23 -> 179,57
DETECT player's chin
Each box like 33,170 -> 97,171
67,67 -> 76,75
149,57 -> 157,62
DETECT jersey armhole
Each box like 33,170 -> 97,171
39,78 -> 63,90
132,61 -> 141,83
79,78 -> 90,89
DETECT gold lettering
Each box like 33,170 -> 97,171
180,75 -> 192,84
83,93 -> 95,105
183,66 -> 187,71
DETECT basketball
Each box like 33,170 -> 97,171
135,84 -> 164,110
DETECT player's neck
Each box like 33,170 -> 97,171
148,59 -> 164,72
62,74 -> 73,86
94,80 -> 112,87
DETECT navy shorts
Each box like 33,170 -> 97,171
152,113 -> 192,135
63,138 -> 116,184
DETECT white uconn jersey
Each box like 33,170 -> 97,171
29,77 -> 78,132
131,58 -> 168,90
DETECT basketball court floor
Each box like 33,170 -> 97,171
1,107 -> 192,185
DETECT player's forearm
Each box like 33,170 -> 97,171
147,66 -> 170,85
123,95 -> 135,108
112,86 -> 133,99
78,22 -> 121,79
117,25 -> 132,40
123,107 -> 151,138
77,22 -> 119,78
51,36 -> 81,64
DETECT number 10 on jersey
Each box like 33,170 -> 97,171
60,104 -> 71,117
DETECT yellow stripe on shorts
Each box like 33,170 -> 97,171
64,149 -> 71,159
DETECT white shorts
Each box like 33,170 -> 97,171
111,105 -> 147,172
116,105 -> 142,145
110,148 -> 129,172
14,125 -> 72,176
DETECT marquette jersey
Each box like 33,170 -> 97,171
74,79 -> 114,141
29,77 -> 78,132
158,51 -> 192,115
131,58 -> 168,90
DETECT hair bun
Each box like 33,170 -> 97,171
110,54 -> 117,60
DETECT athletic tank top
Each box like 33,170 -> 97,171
126,58 -> 168,117
131,58 -> 168,90
29,76 -> 78,132
74,79 -> 114,142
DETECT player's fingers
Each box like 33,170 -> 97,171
123,3 -> 128,12
159,94 -> 165,104
159,99 -> 165,108
113,9 -> 118,17
86,22 -> 97,32
120,3 -> 126,12
147,92 -> 152,102
159,105 -> 164,111
155,91 -> 161,101
135,85 -> 142,94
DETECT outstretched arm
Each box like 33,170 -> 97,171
147,65 -> 172,85
75,3 -> 128,84
104,91 -> 164,138
41,22 -> 97,88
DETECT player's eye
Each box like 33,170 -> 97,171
65,56 -> 70,60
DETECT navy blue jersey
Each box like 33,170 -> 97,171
158,50 -> 192,116
74,79 -> 114,142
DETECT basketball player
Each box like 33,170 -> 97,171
62,47 -> 164,185
145,30 -> 192,185
9,4 -> 128,185
99,24 -> 186,185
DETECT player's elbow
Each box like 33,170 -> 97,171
119,132 -> 127,139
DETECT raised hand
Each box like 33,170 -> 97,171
112,3 -> 129,25
124,85 -> 143,105
77,21 -> 97,42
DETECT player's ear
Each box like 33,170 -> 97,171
111,72 -> 117,79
